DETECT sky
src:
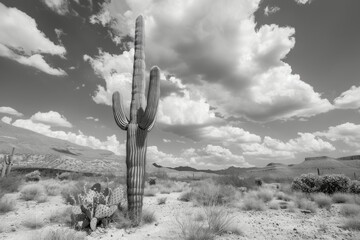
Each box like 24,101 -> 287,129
1,0 -> 360,170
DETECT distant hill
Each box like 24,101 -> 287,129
0,122 -> 125,175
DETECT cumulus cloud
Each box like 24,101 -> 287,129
294,0 -> 313,4
86,116 -> 99,122
264,6 -> 280,16
241,133 -> 335,160
12,117 -> 124,155
1,116 -> 12,124
31,111 -> 72,128
315,122 -> 360,148
89,0 -> 333,122
0,106 -> 23,117
0,3 -> 66,75
334,86 -> 360,110
148,144 -> 252,170
41,0 -> 69,15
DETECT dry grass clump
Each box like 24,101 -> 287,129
339,204 -> 360,217
342,218 -> 360,231
111,210 -> 133,229
41,179 -> 62,196
32,227 -> 87,240
22,215 -> 46,229
312,193 -> 332,210
275,191 -> 292,201
178,191 -> 193,202
268,201 -> 280,210
241,193 -> 266,211
142,209 -> 156,224
20,183 -> 48,203
332,193 -> 355,204
0,196 -> 16,214
157,197 -> 167,205
177,206 -> 243,240
255,188 -> 274,202
190,181 -> 237,206
297,198 -> 317,213
49,207 -> 72,225
60,181 -> 86,205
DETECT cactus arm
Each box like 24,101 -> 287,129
130,15 -> 146,123
139,66 -> 160,131
112,91 -> 129,131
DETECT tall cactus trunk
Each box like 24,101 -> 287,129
1,148 -> 15,178
112,15 -> 160,225
126,124 -> 148,222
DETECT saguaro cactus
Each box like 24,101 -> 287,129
1,147 -> 15,178
112,15 -> 160,224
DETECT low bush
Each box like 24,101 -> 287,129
49,207 -> 72,225
177,218 -> 214,240
22,215 -> 46,229
142,209 -> 156,224
256,188 -> 274,203
318,174 -> 350,194
32,227 -> 87,240
60,181 -> 86,205
157,197 -> 167,205
20,183 -> 48,202
268,201 -> 280,210
242,197 -> 266,211
190,181 -> 237,206
332,193 -> 355,204
291,173 -> 320,193
255,178 -> 263,187
215,175 -> 257,189
342,218 -> 360,231
0,196 -> 16,214
25,170 -> 41,182
111,210 -> 132,229
178,191 -> 193,202
42,180 -> 62,196
312,193 -> 332,210
339,204 -> 360,217
295,198 -> 317,213
349,180 -> 360,194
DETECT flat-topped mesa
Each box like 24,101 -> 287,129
112,15 -> 160,225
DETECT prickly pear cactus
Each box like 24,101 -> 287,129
70,183 -> 127,231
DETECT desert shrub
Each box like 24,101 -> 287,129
160,189 -> 171,194
42,179 -> 62,196
177,218 -> 214,240
49,207 -> 72,225
342,218 -> 360,231
287,202 -> 296,212
142,209 -> 156,224
349,180 -> 360,194
291,173 -> 320,193
205,206 -> 236,235
215,175 -> 257,189
0,196 -> 16,214
60,181 -> 86,205
20,183 -> 48,202
25,170 -> 41,182
312,193 -> 332,210
275,191 -> 292,202
57,172 -> 71,181
191,181 -> 237,206
111,210 -> 132,229
268,201 -> 280,210
256,188 -> 274,202
339,204 -> 360,217
255,178 -> 263,187
242,197 -> 266,211
178,191 -> 193,202
318,174 -> 350,194
0,175 -> 22,193
157,197 -> 167,205
32,227 -> 87,240
332,193 -> 355,204
296,198 -> 317,213
22,215 -> 46,229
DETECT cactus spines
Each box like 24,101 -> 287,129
112,15 -> 160,224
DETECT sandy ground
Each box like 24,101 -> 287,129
1,191 -> 359,240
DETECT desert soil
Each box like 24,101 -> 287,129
0,191 -> 359,240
